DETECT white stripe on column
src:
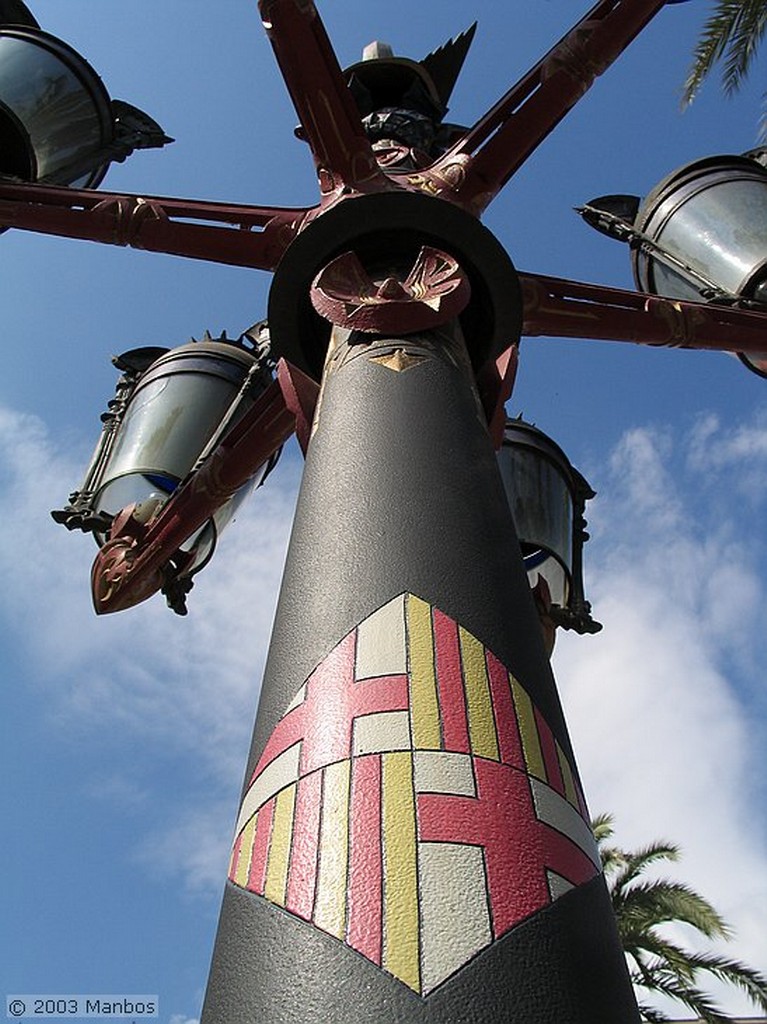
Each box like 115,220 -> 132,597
233,742 -> 301,838
547,869 -> 576,902
530,778 -> 600,868
418,841 -> 492,994
355,594 -> 407,679
352,709 -> 411,756
413,750 -> 476,797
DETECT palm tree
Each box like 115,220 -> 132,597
594,813 -> 767,1024
682,0 -> 767,109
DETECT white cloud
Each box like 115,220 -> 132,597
687,408 -> 767,508
0,405 -> 299,747
134,800 -> 235,896
0,404 -> 299,888
554,412 -> 767,1017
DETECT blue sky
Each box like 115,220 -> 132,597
1,2 -> 766,1021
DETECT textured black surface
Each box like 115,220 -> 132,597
203,876 -> 639,1023
246,327 -> 566,774
201,327 -> 638,1023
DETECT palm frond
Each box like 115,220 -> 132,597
591,812 -> 615,840
683,0 -> 747,103
682,951 -> 767,1010
624,931 -> 706,986
720,0 -> 767,94
683,0 -> 767,104
594,814 -> 767,1023
592,812 -> 630,875
635,1001 -> 671,1023
635,969 -> 733,1024
613,879 -> 731,940
608,842 -> 680,893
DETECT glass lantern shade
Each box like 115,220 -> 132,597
630,154 -> 767,378
0,24 -> 114,186
93,340 -> 270,573
582,154 -> 767,380
497,418 -> 600,634
60,338 -> 274,581
632,155 -> 767,304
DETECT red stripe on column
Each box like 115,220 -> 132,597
486,653 -> 525,770
433,608 -> 470,753
418,759 -> 550,936
544,829 -> 600,889
285,769 -> 323,921
248,797 -> 275,894
347,754 -> 383,965
534,708 -> 565,796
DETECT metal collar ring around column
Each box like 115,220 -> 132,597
267,190 -> 523,381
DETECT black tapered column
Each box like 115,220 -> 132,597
201,322 -> 639,1023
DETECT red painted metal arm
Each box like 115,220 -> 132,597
91,359 -> 320,614
257,0 -> 386,197
521,272 -> 767,354
427,0 -> 670,213
0,181 -> 312,271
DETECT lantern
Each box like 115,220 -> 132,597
579,152 -> 767,378
52,332 -> 279,609
497,417 -> 600,635
0,15 -> 169,186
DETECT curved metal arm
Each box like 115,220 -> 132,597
420,0 -> 672,213
0,181 -> 312,271
521,271 -> 767,354
258,0 -> 387,197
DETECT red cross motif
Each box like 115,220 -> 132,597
230,594 -> 600,996
251,630 -> 410,779
418,758 -> 597,937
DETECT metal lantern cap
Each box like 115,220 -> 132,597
344,26 -> 476,122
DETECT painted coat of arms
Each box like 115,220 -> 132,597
229,593 -> 600,996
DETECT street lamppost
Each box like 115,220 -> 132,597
1,1 -> 765,1021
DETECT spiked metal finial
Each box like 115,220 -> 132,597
345,25 -> 476,120
420,23 -> 477,111
0,0 -> 38,26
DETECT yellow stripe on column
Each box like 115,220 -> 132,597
313,760 -> 351,940
511,676 -> 546,780
406,596 -> 441,750
264,784 -> 297,907
459,627 -> 499,761
382,751 -> 420,993
232,812 -> 258,888
556,741 -> 580,808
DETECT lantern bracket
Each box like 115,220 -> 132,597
577,200 -> 737,303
